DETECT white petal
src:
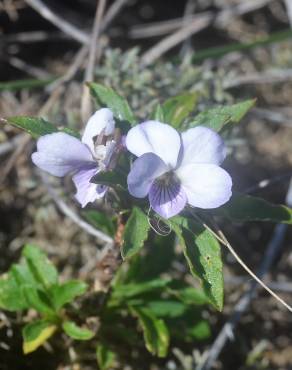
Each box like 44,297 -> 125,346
176,163 -> 232,209
82,108 -> 115,153
32,132 -> 93,177
126,121 -> 181,168
72,167 -> 107,207
180,126 -> 226,166
127,153 -> 168,198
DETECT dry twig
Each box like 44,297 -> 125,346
130,16 -> 196,39
198,224 -> 287,370
252,107 -> 292,127
180,0 -> 197,56
224,69 -> 292,88
0,134 -> 31,181
140,14 -> 212,67
101,0 -> 129,30
81,0 -> 107,122
0,133 -> 26,157
5,56 -> 51,79
39,171 -> 114,247
1,30 -> 67,43
140,0 -> 273,66
46,45 -> 89,93
283,0 -> 292,27
24,0 -> 90,44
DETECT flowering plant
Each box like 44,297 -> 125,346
2,83 -> 292,364
32,108 -> 119,207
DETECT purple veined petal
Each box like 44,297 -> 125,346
176,163 -> 232,209
180,126 -> 226,167
149,179 -> 187,219
72,166 -> 107,208
82,108 -> 115,153
126,120 -> 181,168
31,132 -> 94,177
127,152 -> 168,198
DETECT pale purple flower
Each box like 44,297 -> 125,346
126,121 -> 232,219
32,108 -> 117,207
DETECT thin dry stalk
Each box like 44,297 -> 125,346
24,0 -> 90,44
81,0 -> 107,122
101,0 -> 129,30
0,134 -> 31,182
6,56 -> 51,79
130,17 -> 198,39
140,0 -> 273,66
196,179 -> 292,369
224,69 -> 292,88
140,14 -> 212,67
39,171 -> 114,247
284,0 -> 292,27
46,45 -> 89,93
198,223 -> 288,370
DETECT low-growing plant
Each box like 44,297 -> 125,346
1,83 -> 292,367
0,245 -> 90,354
0,243 -> 212,368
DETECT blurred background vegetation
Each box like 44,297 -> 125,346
1,0 -> 292,369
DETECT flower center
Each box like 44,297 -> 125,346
93,140 -> 116,170
92,129 -> 122,171
156,171 -> 180,188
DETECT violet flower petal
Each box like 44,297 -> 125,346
72,166 -> 107,208
180,126 -> 226,167
176,163 -> 232,209
127,153 -> 168,198
149,180 -> 187,219
126,120 -> 181,168
32,132 -> 94,177
82,108 -> 115,153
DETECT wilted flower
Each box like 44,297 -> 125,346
126,121 -> 232,219
32,108 -> 117,207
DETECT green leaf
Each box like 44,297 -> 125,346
146,300 -> 186,318
23,245 -> 58,290
121,207 -> 150,259
83,210 -> 116,236
130,306 -> 169,357
96,343 -> 116,370
22,285 -> 55,315
191,29 -> 292,64
50,280 -> 88,310
121,234 -> 175,283
151,103 -> 165,121
60,127 -> 80,138
3,116 -> 58,139
62,321 -> 94,341
0,272 -> 28,311
174,287 -> 209,306
171,218 -> 224,311
189,99 -> 256,132
88,83 -> 136,125
187,320 -> 211,340
11,263 -> 41,290
219,193 -> 292,223
162,93 -> 199,128
0,78 -> 56,92
23,320 -> 57,354
10,263 -> 55,314
91,170 -> 126,190
2,116 -> 80,139
112,279 -> 170,301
